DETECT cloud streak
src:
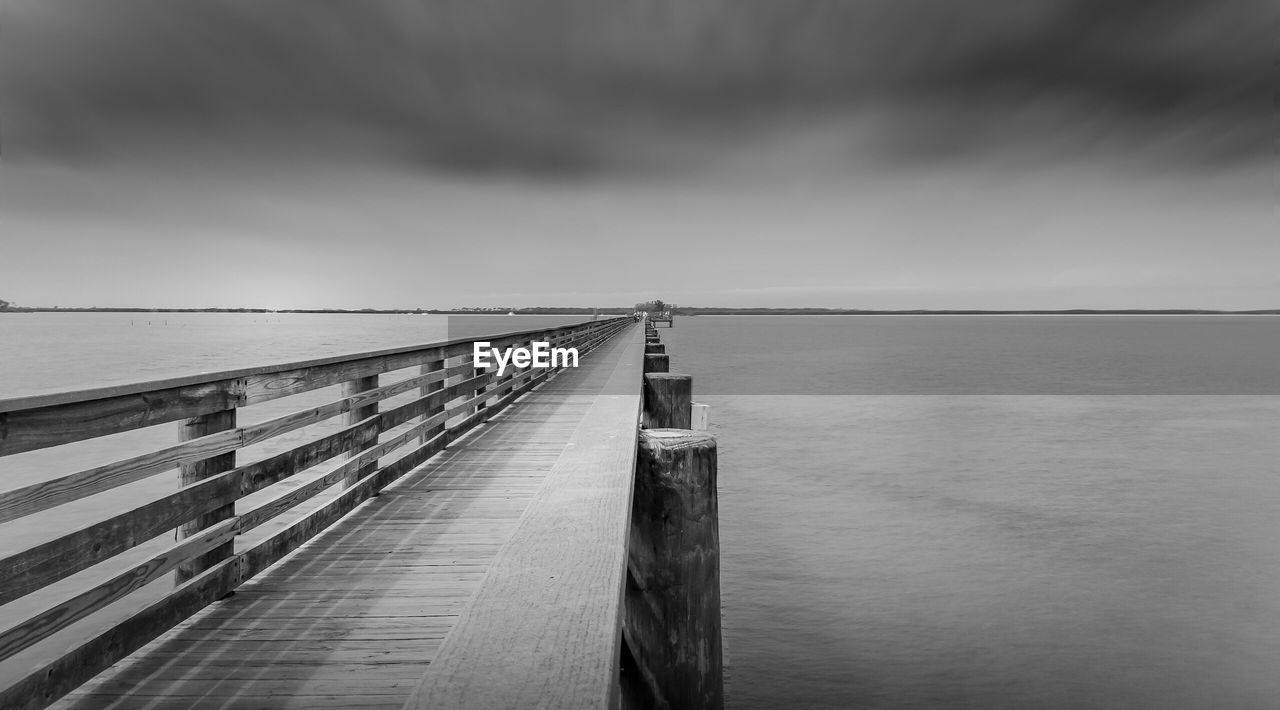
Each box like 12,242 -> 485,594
2,0 -> 1268,173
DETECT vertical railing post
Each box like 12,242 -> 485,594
176,408 -> 236,583
420,357 -> 445,446
343,375 -> 379,488
474,347 -> 490,419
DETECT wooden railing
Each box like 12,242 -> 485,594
0,316 -> 632,709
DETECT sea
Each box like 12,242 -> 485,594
3,312 -> 1279,708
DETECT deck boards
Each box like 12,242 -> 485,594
53,327 -> 640,710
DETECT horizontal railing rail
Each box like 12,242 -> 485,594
0,316 -> 633,710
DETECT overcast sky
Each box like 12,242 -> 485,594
1,0 -> 1272,309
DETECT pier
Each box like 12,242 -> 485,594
0,317 -> 721,709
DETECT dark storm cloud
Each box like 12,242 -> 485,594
1,0 -> 1268,172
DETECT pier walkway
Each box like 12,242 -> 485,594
0,318 -> 662,709
58,326 -> 640,709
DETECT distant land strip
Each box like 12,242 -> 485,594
1,306 -> 1276,315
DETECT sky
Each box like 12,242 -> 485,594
0,0 -> 1273,309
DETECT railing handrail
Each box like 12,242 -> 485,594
0,317 -> 624,414
0,318 -> 630,457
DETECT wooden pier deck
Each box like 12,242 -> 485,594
47,328 -> 643,709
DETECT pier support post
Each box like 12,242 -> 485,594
644,354 -> 670,374
645,343 -> 666,355
343,375 -> 379,488
176,408 -> 236,583
625,429 -> 723,710
643,373 -> 691,429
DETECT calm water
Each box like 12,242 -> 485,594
658,316 -> 1280,709
2,314 -> 1279,708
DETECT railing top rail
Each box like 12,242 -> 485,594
0,316 -> 625,414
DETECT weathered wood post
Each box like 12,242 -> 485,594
644,354 -> 670,374
643,373 -> 691,429
645,343 -> 666,355
343,375 -> 379,488
176,408 -> 236,583
625,429 -> 723,710
419,357 -> 445,446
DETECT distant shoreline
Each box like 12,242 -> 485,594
1,307 -> 1276,316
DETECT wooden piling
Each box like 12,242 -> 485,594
643,354 -> 670,374
645,343 -> 666,355
176,409 -> 236,583
643,373 -> 691,429
625,429 -> 722,710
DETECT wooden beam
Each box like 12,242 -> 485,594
0,470 -> 239,606
0,518 -> 238,662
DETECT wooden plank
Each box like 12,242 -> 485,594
0,380 -> 242,457
0,518 -> 238,662
238,372 -> 490,496
0,472 -> 239,606
0,557 -> 240,710
403,325 -> 643,710
236,410 -> 451,533
0,368 -> 463,525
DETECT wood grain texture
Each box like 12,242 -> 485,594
642,374 -> 692,430
178,408 -> 237,582
343,375 -> 380,488
0,518 -> 238,662
0,558 -> 240,710
625,430 -> 723,710
643,354 -> 670,374
403,325 -> 644,710
0,370 -> 464,524
0,472 -> 239,605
